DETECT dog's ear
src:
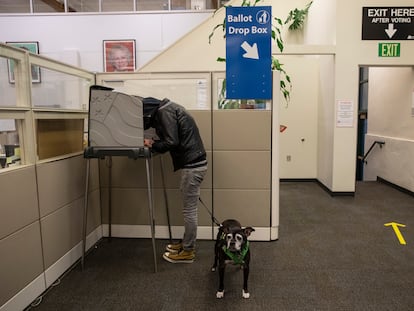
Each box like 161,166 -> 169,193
244,227 -> 255,237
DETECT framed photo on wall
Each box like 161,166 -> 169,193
6,41 -> 41,83
103,39 -> 136,72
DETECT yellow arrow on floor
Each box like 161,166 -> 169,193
384,222 -> 407,245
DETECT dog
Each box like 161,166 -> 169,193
211,219 -> 255,299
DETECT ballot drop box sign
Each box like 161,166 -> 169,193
225,6 -> 272,100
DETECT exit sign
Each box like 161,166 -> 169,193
378,43 -> 401,57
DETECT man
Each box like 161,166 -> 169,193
143,97 -> 207,263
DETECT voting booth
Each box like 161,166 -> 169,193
82,85 -> 162,272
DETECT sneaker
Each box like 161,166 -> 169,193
163,250 -> 195,264
165,242 -> 183,254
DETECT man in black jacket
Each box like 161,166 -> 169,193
144,98 -> 207,263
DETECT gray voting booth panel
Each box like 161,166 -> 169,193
89,86 -> 144,148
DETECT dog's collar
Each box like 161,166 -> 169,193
222,241 -> 249,265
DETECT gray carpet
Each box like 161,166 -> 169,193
26,181 -> 414,311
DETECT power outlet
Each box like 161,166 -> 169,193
286,155 -> 291,162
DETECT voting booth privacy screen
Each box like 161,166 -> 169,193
88,85 -> 144,148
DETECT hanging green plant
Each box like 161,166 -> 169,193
284,1 -> 313,31
209,0 -> 312,106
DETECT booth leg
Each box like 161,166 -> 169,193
108,156 -> 112,239
145,156 -> 157,273
81,158 -> 90,270
159,156 -> 172,243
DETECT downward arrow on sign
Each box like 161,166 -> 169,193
385,23 -> 397,38
241,41 -> 259,60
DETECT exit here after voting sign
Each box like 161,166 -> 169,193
362,7 -> 414,40
226,6 -> 272,99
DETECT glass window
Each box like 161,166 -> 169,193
102,0 -> 134,12
68,0 -> 99,12
0,0 -> 31,13
207,0 -> 219,10
0,119 -> 21,169
171,0 -> 219,10
136,0 -> 168,11
0,0 -> 218,13
0,57 -> 18,107
33,0 -> 65,13
31,67 -> 91,110
171,0 -> 187,10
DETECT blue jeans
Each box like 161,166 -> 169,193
180,165 -> 207,251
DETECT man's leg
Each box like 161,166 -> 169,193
180,166 -> 207,251
163,166 -> 207,263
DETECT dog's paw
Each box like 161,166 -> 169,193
242,290 -> 250,299
216,291 -> 224,299
211,267 -> 216,272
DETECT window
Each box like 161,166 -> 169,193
68,0 -> 100,12
0,119 -> 21,169
0,0 -> 220,13
31,67 -> 90,110
102,0 -> 134,12
0,57 -> 18,107
0,0 -> 30,13
136,0 -> 168,11
33,0 -> 65,13
0,43 -> 94,169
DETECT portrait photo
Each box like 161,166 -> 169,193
7,41 -> 41,83
103,40 -> 136,72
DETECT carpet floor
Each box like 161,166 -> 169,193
25,181 -> 414,311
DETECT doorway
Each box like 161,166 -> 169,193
356,66 -> 368,181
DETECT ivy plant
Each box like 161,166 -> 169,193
209,0 -> 313,106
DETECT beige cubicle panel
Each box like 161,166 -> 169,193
0,222 -> 44,308
0,167 -> 44,308
37,155 -> 101,271
212,110 -> 272,228
0,166 -> 39,239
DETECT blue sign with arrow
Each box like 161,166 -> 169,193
226,6 -> 272,99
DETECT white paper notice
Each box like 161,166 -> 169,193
336,100 -> 354,127
196,80 -> 208,110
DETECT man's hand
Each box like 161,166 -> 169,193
144,138 -> 154,147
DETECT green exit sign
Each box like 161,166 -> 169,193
378,43 -> 401,57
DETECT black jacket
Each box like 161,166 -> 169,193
150,99 -> 207,171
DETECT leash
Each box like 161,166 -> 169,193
198,197 -> 221,227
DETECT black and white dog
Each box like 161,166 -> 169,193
211,219 -> 255,299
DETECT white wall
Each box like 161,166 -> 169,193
368,67 -> 414,140
140,0 -> 336,72
334,0 -> 414,192
364,67 -> 414,192
279,56 -> 318,179
0,12 -> 211,70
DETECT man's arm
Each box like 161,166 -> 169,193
149,108 -> 180,153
